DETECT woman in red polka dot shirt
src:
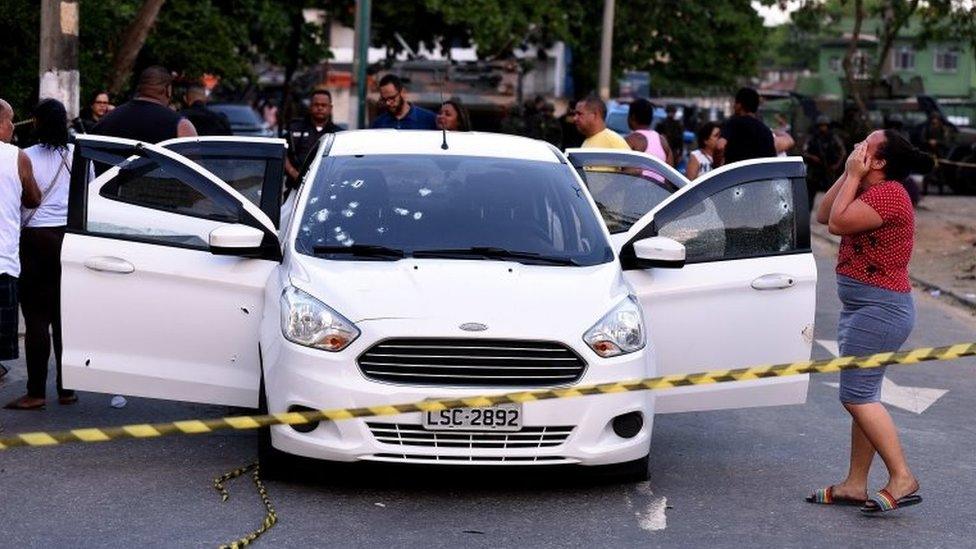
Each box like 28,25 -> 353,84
807,130 -> 934,514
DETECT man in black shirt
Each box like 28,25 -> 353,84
93,66 -> 196,143
284,89 -> 341,188
655,105 -> 684,166
180,86 -> 231,136
719,87 -> 775,164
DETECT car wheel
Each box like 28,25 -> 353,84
257,375 -> 294,481
614,454 -> 651,482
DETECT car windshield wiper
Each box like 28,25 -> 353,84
312,244 -> 405,260
412,246 -> 581,266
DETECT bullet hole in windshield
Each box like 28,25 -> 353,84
314,209 -> 330,222
342,209 -> 355,218
376,227 -> 387,234
394,208 -> 410,216
309,196 -> 319,204
418,188 -> 432,197
412,211 -> 423,220
351,179 -> 364,188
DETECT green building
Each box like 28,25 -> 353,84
798,19 -> 976,99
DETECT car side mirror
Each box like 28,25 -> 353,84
630,236 -> 686,269
209,224 -> 271,258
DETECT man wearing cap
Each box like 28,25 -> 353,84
802,115 -> 846,210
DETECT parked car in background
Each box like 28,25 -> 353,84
63,131 -> 815,480
210,103 -> 275,137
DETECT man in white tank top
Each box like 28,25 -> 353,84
0,99 -> 42,383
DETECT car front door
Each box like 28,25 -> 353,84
569,153 -> 816,413
61,135 -> 284,407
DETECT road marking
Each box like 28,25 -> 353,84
823,378 -> 949,414
816,339 -> 840,357
627,482 -> 668,532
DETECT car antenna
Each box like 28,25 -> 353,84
439,63 -> 449,150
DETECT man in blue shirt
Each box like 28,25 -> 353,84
370,74 -> 437,130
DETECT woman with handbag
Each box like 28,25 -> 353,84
4,99 -> 75,410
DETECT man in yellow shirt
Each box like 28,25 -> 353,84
574,96 -> 630,150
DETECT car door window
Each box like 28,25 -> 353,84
185,157 -> 267,207
83,156 -> 245,251
656,178 -> 796,263
581,169 -> 679,234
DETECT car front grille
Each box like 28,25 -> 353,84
357,338 -> 587,387
366,453 -> 573,465
367,422 -> 574,449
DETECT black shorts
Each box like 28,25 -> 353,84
0,273 -> 19,361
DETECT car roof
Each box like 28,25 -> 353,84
328,130 -> 561,163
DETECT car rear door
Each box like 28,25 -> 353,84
568,153 -> 816,413
61,135 -> 284,407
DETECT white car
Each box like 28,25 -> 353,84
63,131 -> 816,479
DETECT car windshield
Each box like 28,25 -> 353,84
293,154 -> 613,266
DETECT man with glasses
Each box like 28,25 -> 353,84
370,74 -> 437,130
285,89 -> 342,187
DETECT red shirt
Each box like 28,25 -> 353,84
836,181 -> 914,293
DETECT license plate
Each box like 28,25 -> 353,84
423,404 -> 522,432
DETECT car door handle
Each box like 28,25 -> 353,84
84,256 -> 135,274
751,273 -> 796,290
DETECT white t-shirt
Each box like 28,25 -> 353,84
22,144 -> 71,228
0,143 -> 23,276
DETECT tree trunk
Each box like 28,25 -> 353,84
870,0 -> 920,95
280,5 -> 305,127
842,0 -> 868,116
107,0 -> 166,95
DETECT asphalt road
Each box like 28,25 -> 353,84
1,240 -> 974,548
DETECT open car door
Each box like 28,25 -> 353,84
568,152 -> 816,413
62,135 -> 285,407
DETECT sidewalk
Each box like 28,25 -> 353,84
811,194 -> 976,312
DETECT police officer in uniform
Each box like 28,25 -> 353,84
284,89 -> 341,190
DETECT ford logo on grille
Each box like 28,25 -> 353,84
459,322 -> 488,332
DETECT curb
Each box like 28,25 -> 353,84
810,228 -> 976,314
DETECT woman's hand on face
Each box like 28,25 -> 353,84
845,143 -> 870,179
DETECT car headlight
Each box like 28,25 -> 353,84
281,286 -> 359,352
583,296 -> 645,357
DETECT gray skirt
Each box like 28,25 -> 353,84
836,275 -> 915,404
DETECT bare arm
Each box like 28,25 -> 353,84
624,132 -> 647,153
774,131 -> 795,154
284,157 -> 300,181
177,118 -> 198,138
827,144 -> 882,235
659,135 -> 674,167
815,171 -> 847,225
18,151 -> 42,209
686,153 -> 700,180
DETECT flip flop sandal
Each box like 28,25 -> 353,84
806,486 -> 867,506
3,396 -> 46,410
860,489 -> 923,514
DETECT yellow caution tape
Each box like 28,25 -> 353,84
1,342 -> 973,451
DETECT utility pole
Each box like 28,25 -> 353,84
597,0 -> 615,101
39,0 -> 80,118
352,0 -> 372,129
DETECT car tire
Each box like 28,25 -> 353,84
614,454 -> 651,482
257,375 -> 294,481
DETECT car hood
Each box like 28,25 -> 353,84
286,255 -> 629,337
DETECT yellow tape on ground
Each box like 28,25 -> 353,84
1,342 -> 973,451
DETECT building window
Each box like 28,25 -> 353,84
829,56 -> 841,73
852,50 -> 870,79
934,47 -> 959,73
892,45 -> 915,71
